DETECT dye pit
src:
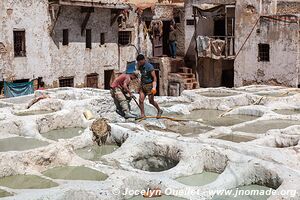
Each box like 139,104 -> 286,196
175,171 -> 219,186
169,109 -> 258,126
42,127 -> 85,141
0,137 -> 48,152
0,189 -> 12,198
274,109 -> 300,115
0,86 -> 299,200
0,175 -> 58,189
198,91 -> 238,97
133,155 -> 179,172
42,166 -> 108,181
75,145 -> 119,161
214,134 -> 255,143
233,120 -> 300,134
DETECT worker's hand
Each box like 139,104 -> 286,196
151,88 -> 157,95
131,95 -> 137,100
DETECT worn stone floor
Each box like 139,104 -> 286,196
0,85 -> 300,199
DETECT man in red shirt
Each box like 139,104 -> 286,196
110,69 -> 139,119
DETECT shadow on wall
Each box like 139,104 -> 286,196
50,6 -> 118,48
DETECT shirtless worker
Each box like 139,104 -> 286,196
110,66 -> 139,119
136,54 -> 163,118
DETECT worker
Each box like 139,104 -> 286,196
169,24 -> 177,58
136,54 -> 163,118
110,65 -> 139,119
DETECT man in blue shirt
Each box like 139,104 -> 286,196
136,54 -> 163,118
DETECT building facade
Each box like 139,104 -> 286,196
0,0 -> 140,89
184,0 -> 300,87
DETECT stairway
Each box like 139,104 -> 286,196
169,66 -> 199,90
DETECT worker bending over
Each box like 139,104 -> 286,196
136,54 -> 163,118
110,68 -> 139,119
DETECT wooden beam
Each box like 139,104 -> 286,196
50,5 -> 61,36
81,11 -> 91,36
110,10 -> 122,26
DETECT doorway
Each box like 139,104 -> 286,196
162,20 -> 171,56
104,70 -> 114,90
86,73 -> 99,88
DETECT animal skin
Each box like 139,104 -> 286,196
90,118 -> 111,146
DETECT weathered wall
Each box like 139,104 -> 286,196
0,0 -> 51,82
184,0 -> 235,61
234,0 -> 300,87
0,0 -> 139,88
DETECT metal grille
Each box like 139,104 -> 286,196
258,43 -> 270,62
59,77 -> 74,87
14,31 -> 26,57
118,31 -> 131,45
186,19 -> 195,25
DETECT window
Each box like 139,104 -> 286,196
100,33 -> 105,45
59,77 -> 74,87
258,43 -> 270,62
186,19 -> 195,25
86,29 -> 92,49
63,29 -> 69,46
118,31 -> 131,45
13,31 -> 26,57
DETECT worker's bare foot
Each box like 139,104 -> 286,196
157,109 -> 163,118
140,114 -> 145,118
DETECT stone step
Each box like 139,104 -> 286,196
178,73 -> 195,78
183,78 -> 197,84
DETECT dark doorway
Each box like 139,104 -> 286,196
222,70 -> 234,87
86,73 -> 98,88
214,19 -> 225,36
104,70 -> 114,90
162,20 -> 171,56
221,60 -> 234,87
13,79 -> 30,83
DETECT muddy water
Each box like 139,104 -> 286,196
0,137 -> 49,152
15,110 -> 54,116
129,195 -> 186,200
75,145 -> 119,161
0,175 -> 58,189
0,189 -> 12,198
42,128 -> 85,141
175,171 -> 219,186
274,109 -> 300,115
170,110 -> 258,127
160,102 -> 189,108
42,166 -> 108,181
212,185 -> 273,200
214,135 -> 255,143
233,120 -> 300,134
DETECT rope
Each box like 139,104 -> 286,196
235,16 -> 261,59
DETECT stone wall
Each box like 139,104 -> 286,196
234,0 -> 300,87
0,0 -> 139,88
